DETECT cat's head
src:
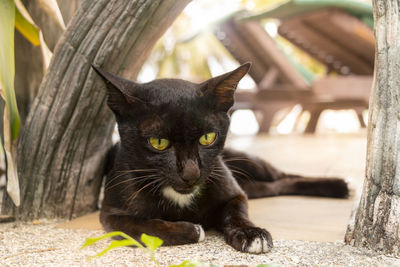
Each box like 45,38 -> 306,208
93,63 -> 250,195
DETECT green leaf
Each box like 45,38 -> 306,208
141,233 -> 163,251
0,0 -> 20,141
89,239 -> 137,259
81,231 -> 143,250
0,0 -> 21,206
14,0 -> 53,67
169,260 -> 203,267
14,0 -> 40,46
2,108 -> 20,206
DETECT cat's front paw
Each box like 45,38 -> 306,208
225,226 -> 273,254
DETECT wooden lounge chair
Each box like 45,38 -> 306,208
215,2 -> 374,133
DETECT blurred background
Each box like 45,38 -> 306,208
137,0 -> 373,137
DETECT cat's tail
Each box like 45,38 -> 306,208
221,148 -> 349,199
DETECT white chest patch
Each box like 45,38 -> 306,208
162,186 -> 197,208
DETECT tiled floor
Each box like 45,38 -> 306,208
60,132 -> 367,242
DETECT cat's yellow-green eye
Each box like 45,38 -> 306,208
199,132 -> 216,146
149,137 -> 170,151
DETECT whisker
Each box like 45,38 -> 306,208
127,179 -> 162,205
208,167 -> 230,185
127,180 -> 161,205
106,174 -> 158,191
214,159 -> 256,182
207,175 -> 219,187
105,169 -> 157,188
212,168 -> 227,175
223,157 -> 264,169
120,175 -> 161,193
223,156 -> 256,162
149,180 -> 165,196
105,173 -> 132,189
210,169 -> 225,177
116,169 -> 157,173
228,168 -> 253,181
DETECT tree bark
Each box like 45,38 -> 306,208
2,0 -> 190,220
345,0 -> 400,256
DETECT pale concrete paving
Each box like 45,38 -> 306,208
59,132 -> 367,242
231,132 -> 367,242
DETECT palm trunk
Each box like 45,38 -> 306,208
345,0 -> 400,256
2,0 -> 190,220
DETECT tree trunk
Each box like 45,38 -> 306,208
345,0 -> 400,256
2,0 -> 190,220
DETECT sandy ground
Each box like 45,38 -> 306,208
1,220 -> 399,267
2,133 -> 398,266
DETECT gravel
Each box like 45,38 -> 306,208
1,220 -> 399,267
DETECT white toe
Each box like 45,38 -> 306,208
195,224 -> 205,242
242,240 -> 247,251
247,237 -> 262,254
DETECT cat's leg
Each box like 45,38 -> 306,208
100,213 -> 204,246
222,148 -> 349,199
238,177 -> 348,199
219,194 -> 273,254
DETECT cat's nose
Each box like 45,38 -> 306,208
181,159 -> 200,185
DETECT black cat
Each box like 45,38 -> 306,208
92,63 -> 348,254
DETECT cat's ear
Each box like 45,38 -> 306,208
91,65 -> 143,113
200,63 -> 251,112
